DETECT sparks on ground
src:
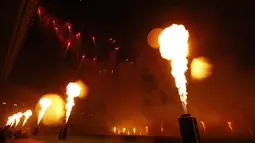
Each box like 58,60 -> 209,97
158,24 -> 189,113
113,127 -> 117,133
133,127 -> 136,134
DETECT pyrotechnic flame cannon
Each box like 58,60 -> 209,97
178,114 -> 201,143
0,125 -> 10,143
33,126 -> 39,136
58,124 -> 68,140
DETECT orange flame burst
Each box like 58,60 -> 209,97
65,82 -> 81,123
6,115 -> 16,126
22,110 -> 32,126
158,24 -> 189,113
227,122 -> 233,132
38,98 -> 51,125
200,121 -> 206,132
14,112 -> 23,127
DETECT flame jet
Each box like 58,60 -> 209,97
158,24 -> 189,113
6,115 -> 15,126
14,112 -> 23,127
37,98 -> 51,125
65,82 -> 81,123
200,121 -> 206,133
22,110 -> 32,126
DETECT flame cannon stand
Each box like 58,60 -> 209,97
58,124 -> 68,140
33,126 -> 39,136
178,114 -> 201,143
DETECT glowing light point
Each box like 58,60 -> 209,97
37,8 -> 41,16
76,33 -> 80,39
227,122 -> 233,132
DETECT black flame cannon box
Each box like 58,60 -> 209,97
178,114 -> 201,143
33,126 -> 39,136
58,124 -> 68,140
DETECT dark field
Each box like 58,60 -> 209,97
6,135 -> 255,143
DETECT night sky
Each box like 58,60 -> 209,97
0,0 -> 255,133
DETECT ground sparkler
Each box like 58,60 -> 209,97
158,24 -> 189,113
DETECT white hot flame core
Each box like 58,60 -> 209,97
23,110 -> 32,126
38,98 -> 51,125
158,24 -> 189,113
65,82 -> 81,123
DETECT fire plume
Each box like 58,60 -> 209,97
14,112 -> 23,127
65,82 -> 81,123
38,98 -> 51,125
22,110 -> 32,126
6,115 -> 15,126
158,24 -> 189,113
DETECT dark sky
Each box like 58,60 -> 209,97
0,0 -> 255,133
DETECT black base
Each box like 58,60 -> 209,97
178,114 -> 201,143
58,124 -> 68,140
0,126 -> 10,143
33,126 -> 39,136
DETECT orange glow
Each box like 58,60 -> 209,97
191,57 -> 212,81
22,110 -> 32,126
158,24 -> 189,113
75,80 -> 89,98
133,127 -> 136,134
147,28 -> 163,48
122,128 -> 126,133
146,126 -> 148,133
161,127 -> 164,133
39,94 -> 65,125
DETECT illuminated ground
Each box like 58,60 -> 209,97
5,135 -> 255,143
